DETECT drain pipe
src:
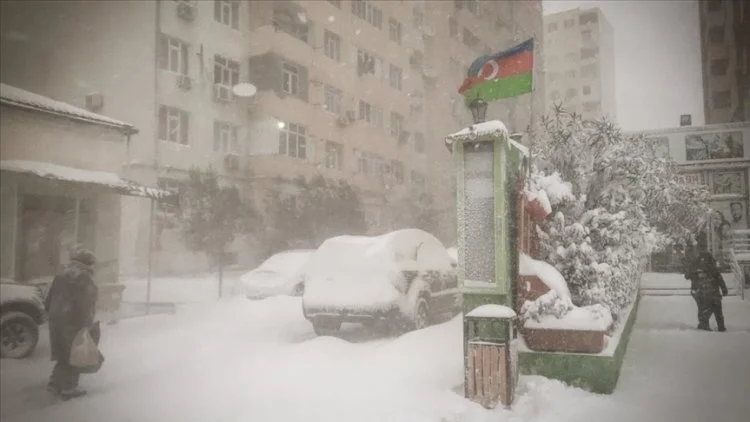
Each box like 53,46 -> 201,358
147,0 -> 163,313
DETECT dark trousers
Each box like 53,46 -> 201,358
696,295 -> 725,331
50,360 -> 80,391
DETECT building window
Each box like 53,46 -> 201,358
273,7 -> 309,42
355,149 -> 385,176
157,34 -> 188,74
214,55 -> 239,86
564,19 -> 575,28
449,17 -> 459,38
324,141 -> 343,170
711,58 -> 729,76
390,160 -> 404,184
324,85 -> 342,114
357,49 -> 381,77
581,64 -> 598,78
324,30 -> 341,61
565,88 -> 577,99
463,28 -> 480,48
583,101 -> 600,112
358,100 -> 383,126
282,62 -> 300,96
581,47 -> 599,59
389,18 -> 403,44
389,65 -> 403,91
351,0 -> 382,29
214,0 -> 239,29
465,0 -> 478,14
414,132 -> 425,153
579,11 -> 598,25
390,112 -> 404,139
565,70 -> 577,80
583,85 -> 591,95
413,7 -> 424,29
713,90 -> 731,109
158,106 -> 189,145
709,26 -> 725,44
565,52 -> 578,61
548,22 -> 557,32
581,30 -> 592,42
213,121 -> 240,153
327,0 -> 342,8
278,122 -> 307,159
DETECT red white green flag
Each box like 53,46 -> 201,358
458,39 -> 534,103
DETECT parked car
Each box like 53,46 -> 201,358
1,279 -> 47,359
302,229 -> 459,335
241,250 -> 315,299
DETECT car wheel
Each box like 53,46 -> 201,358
293,283 -> 305,296
312,318 -> 341,336
0,312 -> 39,359
412,297 -> 430,331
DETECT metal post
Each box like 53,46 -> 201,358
73,198 -> 80,246
146,199 -> 155,314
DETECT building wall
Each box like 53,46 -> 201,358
543,7 -> 616,121
1,0 -> 545,274
0,107 -> 128,170
699,0 -> 750,124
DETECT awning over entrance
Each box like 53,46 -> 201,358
0,160 -> 175,201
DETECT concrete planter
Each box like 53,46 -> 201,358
522,326 -> 607,354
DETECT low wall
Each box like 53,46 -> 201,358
518,294 -> 641,394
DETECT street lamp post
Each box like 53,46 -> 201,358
468,98 -> 489,124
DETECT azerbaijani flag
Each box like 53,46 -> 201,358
458,39 -> 534,103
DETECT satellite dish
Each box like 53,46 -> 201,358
233,83 -> 257,98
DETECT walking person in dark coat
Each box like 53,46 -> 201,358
684,250 -> 728,331
44,248 -> 98,399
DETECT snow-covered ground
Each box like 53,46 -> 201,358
1,274 -> 749,422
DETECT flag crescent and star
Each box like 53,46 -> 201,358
458,39 -> 535,104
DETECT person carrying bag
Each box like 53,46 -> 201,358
45,248 -> 101,399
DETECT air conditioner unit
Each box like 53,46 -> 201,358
224,153 -> 239,171
177,1 -> 197,21
176,74 -> 192,91
85,92 -> 104,112
336,115 -> 350,128
213,84 -> 233,103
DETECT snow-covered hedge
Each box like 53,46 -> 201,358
529,109 -> 712,318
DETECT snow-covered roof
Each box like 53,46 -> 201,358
466,304 -> 517,319
0,160 -> 173,200
0,83 -> 136,133
445,120 -> 529,156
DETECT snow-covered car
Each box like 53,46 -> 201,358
301,229 -> 458,335
241,250 -> 315,299
1,279 -> 47,359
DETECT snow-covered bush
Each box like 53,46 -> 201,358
529,108 -> 713,317
520,290 -> 574,323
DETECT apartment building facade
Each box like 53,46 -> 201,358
0,0 -> 544,276
699,0 -> 749,124
543,7 -> 616,122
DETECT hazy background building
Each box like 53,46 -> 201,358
0,0 -> 544,276
698,0 -> 749,124
543,7 -> 616,122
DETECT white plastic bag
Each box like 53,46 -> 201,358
69,326 -> 103,372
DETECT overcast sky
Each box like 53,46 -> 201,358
542,0 -> 704,131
